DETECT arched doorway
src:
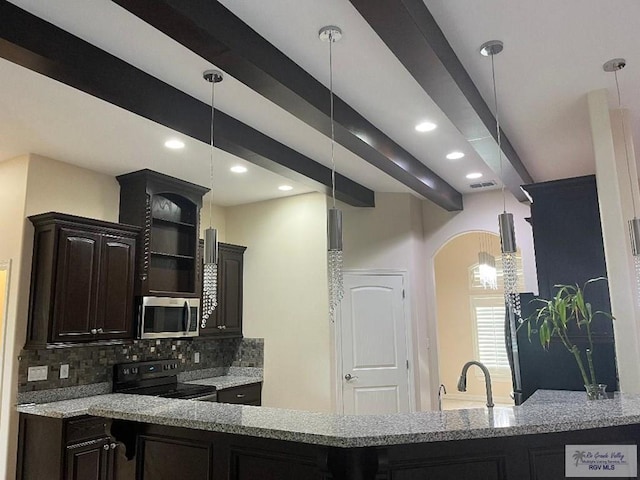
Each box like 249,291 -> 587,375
433,232 -> 523,409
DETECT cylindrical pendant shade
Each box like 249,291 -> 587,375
630,218 -> 640,256
204,227 -> 218,265
328,208 -> 343,251
498,212 -> 517,254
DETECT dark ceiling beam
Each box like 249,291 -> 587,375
0,1 -> 373,207
111,0 -> 463,211
348,0 -> 534,201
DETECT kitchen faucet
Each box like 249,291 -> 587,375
457,361 -> 494,408
437,384 -> 447,411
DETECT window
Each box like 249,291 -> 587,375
468,254 -> 524,376
470,296 -> 510,374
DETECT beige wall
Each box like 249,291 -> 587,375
0,155 -> 29,480
225,193 -> 332,412
0,154 -> 121,479
200,198 -> 227,243
434,232 -> 513,403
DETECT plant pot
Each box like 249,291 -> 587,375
585,384 -> 607,400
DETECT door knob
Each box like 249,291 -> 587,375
344,373 -> 358,381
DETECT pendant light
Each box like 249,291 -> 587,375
319,25 -> 344,320
201,69 -> 222,328
480,40 -> 521,317
603,58 -> 640,299
478,232 -> 498,290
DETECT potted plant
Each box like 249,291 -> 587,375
524,277 -> 614,399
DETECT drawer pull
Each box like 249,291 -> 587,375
110,443 -> 117,450
103,444 -> 109,451
236,394 -> 245,399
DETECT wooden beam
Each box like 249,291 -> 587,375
0,0 -> 374,207
111,0 -> 463,211
348,0 -> 533,201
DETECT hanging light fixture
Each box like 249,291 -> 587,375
478,233 -> 498,290
603,58 -> 640,297
319,25 -> 344,320
480,40 -> 521,318
201,69 -> 223,328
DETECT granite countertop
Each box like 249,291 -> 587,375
17,390 -> 640,448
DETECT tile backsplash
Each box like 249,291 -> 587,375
18,337 -> 263,392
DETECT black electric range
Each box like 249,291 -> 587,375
113,359 -> 217,402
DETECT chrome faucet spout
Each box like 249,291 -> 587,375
457,361 -> 494,408
437,384 -> 447,411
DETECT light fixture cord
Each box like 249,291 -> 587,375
490,52 -> 506,213
209,77 -> 215,228
614,68 -> 638,218
329,31 -> 337,208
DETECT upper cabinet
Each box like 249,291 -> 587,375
117,169 -> 209,297
199,242 -> 246,338
27,213 -> 140,348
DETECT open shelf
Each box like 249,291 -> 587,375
149,255 -> 195,293
151,217 -> 196,228
151,193 -> 197,225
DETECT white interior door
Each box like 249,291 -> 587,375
340,273 -> 411,415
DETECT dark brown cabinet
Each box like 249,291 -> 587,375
117,169 -> 208,297
27,213 -> 139,347
65,436 -> 114,480
217,382 -> 262,406
18,414 -> 119,480
199,242 -> 246,338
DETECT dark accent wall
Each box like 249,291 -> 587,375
18,337 -> 263,392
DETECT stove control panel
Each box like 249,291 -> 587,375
114,359 -> 181,384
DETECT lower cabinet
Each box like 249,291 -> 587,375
217,383 -> 262,406
18,414 -> 120,480
65,436 -> 114,480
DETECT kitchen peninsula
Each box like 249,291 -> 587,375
17,390 -> 640,479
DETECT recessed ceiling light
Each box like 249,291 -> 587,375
278,185 -> 293,191
415,121 -> 437,132
164,139 -> 185,149
230,166 -> 248,173
446,151 -> 465,160
466,172 -> 483,179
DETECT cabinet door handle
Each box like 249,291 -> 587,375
110,443 -> 117,450
221,325 -> 227,330
91,329 -> 98,335
217,325 -> 223,330
103,444 -> 109,451
236,394 -> 245,398
97,328 -> 104,334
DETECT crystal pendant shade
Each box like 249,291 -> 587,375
478,251 -> 498,290
328,207 -> 344,319
498,212 -> 521,317
202,227 -> 219,327
629,218 -> 640,306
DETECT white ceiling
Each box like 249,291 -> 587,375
3,0 -> 639,207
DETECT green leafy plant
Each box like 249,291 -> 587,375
524,277 -> 613,391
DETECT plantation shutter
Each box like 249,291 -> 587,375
472,298 -> 510,371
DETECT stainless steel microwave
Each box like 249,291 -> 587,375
138,297 -> 199,339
